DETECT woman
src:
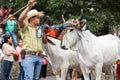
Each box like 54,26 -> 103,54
2,35 -> 15,80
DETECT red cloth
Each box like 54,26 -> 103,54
47,28 -> 56,38
117,65 -> 120,80
57,33 -> 62,40
0,8 -> 11,18
115,60 -> 120,65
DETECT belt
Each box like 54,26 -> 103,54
6,30 -> 14,32
26,51 -> 42,56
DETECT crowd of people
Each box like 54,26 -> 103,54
0,0 -> 48,80
0,1 -> 79,80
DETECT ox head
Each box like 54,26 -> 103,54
61,26 -> 78,50
61,18 -> 87,50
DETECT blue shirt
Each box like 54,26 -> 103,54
5,20 -> 17,31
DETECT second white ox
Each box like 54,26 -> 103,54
61,25 -> 120,80
43,36 -> 81,80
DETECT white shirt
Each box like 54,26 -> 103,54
3,44 -> 14,62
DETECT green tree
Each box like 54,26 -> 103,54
0,0 -> 120,35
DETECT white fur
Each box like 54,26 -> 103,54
43,36 -> 81,80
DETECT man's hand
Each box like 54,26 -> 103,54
28,0 -> 37,7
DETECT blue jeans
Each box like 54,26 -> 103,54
18,62 -> 24,80
5,31 -> 18,48
21,55 -> 42,80
0,62 -> 3,79
2,60 -> 13,80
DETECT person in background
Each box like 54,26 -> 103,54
0,6 -> 12,19
2,35 -> 15,80
0,10 -> 3,26
39,51 -> 47,80
0,46 -> 4,79
0,28 -> 4,49
71,68 -> 78,80
16,39 -> 24,80
5,14 -> 18,48
69,68 -> 84,80
0,27 -> 4,79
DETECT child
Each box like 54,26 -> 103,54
39,51 -> 47,80
16,39 -> 24,80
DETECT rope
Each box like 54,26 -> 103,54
0,0 -> 37,24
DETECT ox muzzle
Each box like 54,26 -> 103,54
61,46 -> 68,50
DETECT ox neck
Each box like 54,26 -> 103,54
77,30 -> 97,52
77,30 -> 95,55
76,30 -> 97,66
43,36 -> 62,64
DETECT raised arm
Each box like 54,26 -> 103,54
18,0 -> 37,28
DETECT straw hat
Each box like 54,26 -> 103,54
25,9 -> 44,23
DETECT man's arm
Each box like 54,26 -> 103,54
18,0 -> 36,28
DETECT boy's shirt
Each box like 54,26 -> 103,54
5,20 -> 17,31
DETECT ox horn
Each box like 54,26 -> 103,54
76,9 -> 83,21
62,14 -> 66,23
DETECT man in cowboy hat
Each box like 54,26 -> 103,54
18,0 -> 45,80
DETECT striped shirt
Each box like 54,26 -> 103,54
19,23 -> 43,53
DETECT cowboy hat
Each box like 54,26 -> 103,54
25,9 -> 44,23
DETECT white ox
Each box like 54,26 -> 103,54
43,36 -> 81,80
61,25 -> 120,80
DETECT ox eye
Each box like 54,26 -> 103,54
70,29 -> 73,32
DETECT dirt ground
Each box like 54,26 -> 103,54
9,61 -> 82,80
43,76 -> 56,80
44,76 -> 81,80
